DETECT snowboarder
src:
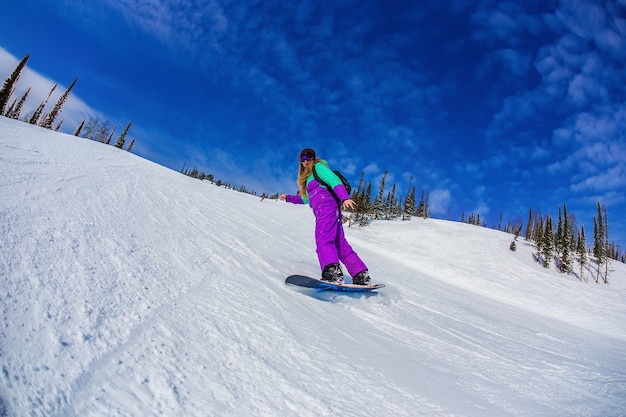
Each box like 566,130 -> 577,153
280,148 -> 371,285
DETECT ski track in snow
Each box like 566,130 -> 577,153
1,117 -> 626,417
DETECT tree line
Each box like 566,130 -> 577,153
180,163 -> 274,199
496,201 -> 622,283
346,170 -> 430,227
181,162 -> 431,225
0,53 -> 136,152
345,167 -> 620,279
523,202 -> 618,282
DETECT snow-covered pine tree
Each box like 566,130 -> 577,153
593,202 -> 606,283
105,126 -> 117,144
40,78 -> 77,129
403,181 -> 415,221
115,121 -> 133,149
0,53 -> 29,115
556,207 -> 564,257
535,216 -> 544,264
373,170 -> 387,220
603,204 -> 610,284
416,191 -> 425,218
352,171 -> 364,201
394,194 -> 403,219
359,183 -> 372,227
577,225 -> 587,282
541,215 -> 554,268
524,208 -> 533,241
423,192 -> 430,219
558,204 -> 573,274
384,183 -> 397,220
29,84 -> 57,125
74,120 -> 85,136
6,87 -> 30,120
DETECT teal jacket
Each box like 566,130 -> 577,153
286,161 -> 350,205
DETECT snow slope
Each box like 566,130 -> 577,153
1,116 -> 625,417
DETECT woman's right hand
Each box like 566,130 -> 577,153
279,193 -> 287,201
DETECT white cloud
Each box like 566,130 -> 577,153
429,188 -> 452,215
568,73 -> 607,106
557,0 -> 626,59
571,164 -> 626,192
362,163 -> 379,176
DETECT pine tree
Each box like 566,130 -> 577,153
352,171 -> 364,201
593,217 -> 600,283
577,226 -> 587,282
558,205 -> 573,274
556,207 -> 564,257
403,180 -> 415,221
105,126 -> 117,144
509,226 -> 521,251
29,84 -> 57,125
394,194 -> 403,219
360,183 -> 372,227
4,98 -> 18,118
126,138 -> 135,152
115,121 -> 132,149
603,204 -> 610,284
74,120 -> 85,136
416,191 -> 425,217
593,202 -> 605,283
40,78 -> 78,129
0,53 -> 29,115
6,87 -> 31,119
535,217 -> 544,264
385,183 -> 397,219
541,215 -> 554,268
373,170 -> 387,219
524,208 -> 533,241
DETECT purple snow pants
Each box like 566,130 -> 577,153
309,183 -> 367,276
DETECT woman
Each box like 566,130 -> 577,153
280,148 -> 371,285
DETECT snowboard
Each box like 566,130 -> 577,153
285,275 -> 385,292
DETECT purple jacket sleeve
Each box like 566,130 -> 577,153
332,184 -> 351,203
286,194 -> 305,204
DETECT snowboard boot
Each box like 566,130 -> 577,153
352,270 -> 371,286
321,263 -> 344,285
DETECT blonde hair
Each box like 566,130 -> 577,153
297,159 -> 321,197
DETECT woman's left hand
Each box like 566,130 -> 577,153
342,198 -> 356,210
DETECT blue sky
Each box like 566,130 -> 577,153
1,0 -> 625,251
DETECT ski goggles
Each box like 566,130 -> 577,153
300,154 -> 313,162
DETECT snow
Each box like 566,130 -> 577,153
1,116 -> 625,417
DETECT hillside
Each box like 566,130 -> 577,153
1,116 -> 625,417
